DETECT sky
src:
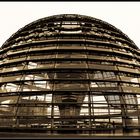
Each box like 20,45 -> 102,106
0,2 -> 140,48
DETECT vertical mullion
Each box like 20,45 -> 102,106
85,41 -> 92,131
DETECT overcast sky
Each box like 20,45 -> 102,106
0,2 -> 140,48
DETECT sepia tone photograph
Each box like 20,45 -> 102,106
0,1 -> 140,139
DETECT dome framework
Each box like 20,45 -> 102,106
0,14 -> 140,134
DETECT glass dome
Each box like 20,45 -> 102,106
0,14 -> 140,134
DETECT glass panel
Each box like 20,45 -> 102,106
28,54 -> 55,60
1,83 -> 20,92
90,82 -> 117,87
27,62 -> 55,69
106,95 -> 120,105
2,65 -> 24,73
55,72 -> 88,79
1,75 -> 23,83
22,81 -> 52,91
17,107 -> 48,116
56,52 -> 86,59
55,63 -> 87,69
54,81 -> 89,91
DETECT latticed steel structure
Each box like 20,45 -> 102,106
0,14 -> 140,134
